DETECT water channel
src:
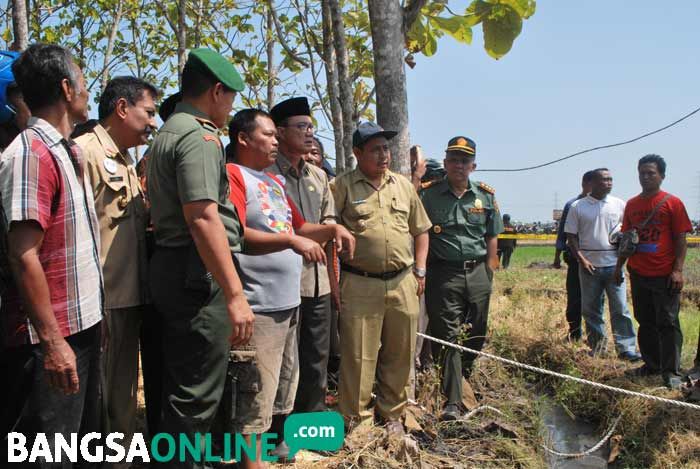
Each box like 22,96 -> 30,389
542,403 -> 609,469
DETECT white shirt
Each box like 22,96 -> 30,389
564,194 -> 625,267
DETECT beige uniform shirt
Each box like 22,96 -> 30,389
334,168 -> 432,274
75,124 -> 149,309
267,153 -> 336,298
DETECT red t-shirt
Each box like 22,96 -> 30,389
621,191 -> 691,277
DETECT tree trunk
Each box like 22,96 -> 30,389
368,0 -> 410,177
11,0 -> 28,51
100,0 -> 124,92
177,0 -> 187,84
327,0 -> 355,170
266,9 -> 276,109
321,0 -> 344,173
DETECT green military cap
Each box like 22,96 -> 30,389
186,48 -> 245,92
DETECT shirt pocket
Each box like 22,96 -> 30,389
97,158 -> 130,223
465,207 -> 487,225
345,202 -> 373,233
391,197 -> 410,231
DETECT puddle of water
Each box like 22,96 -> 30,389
541,403 -> 609,469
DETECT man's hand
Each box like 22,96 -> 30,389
290,235 -> 327,264
613,267 -> 624,285
42,338 -> 79,395
333,225 -> 355,260
668,270 -> 684,294
488,256 -> 500,272
228,293 -> 255,346
414,274 -> 425,296
578,255 -> 596,275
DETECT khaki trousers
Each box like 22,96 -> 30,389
103,306 -> 142,469
338,269 -> 419,423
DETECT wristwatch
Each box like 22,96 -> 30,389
413,266 -> 426,278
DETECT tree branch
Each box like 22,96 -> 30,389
267,0 -> 308,67
402,0 -> 428,36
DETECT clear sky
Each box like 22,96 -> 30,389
404,1 -> 700,222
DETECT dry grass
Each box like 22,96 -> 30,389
131,245 -> 700,468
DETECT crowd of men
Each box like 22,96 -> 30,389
0,43 -> 698,469
0,44 -> 506,468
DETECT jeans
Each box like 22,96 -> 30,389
578,265 -> 638,355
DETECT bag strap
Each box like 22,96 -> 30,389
636,193 -> 671,230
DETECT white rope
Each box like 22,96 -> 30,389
417,332 -> 700,411
541,413 -> 622,459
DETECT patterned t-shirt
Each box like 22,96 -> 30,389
0,118 -> 103,347
227,163 -> 304,312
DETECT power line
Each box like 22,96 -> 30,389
477,105 -> 700,172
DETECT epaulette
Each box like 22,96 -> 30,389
193,116 -> 217,130
478,181 -> 495,195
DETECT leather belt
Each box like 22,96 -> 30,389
429,257 -> 485,270
341,263 -> 411,280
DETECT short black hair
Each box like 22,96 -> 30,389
12,43 -> 79,112
181,63 -> 232,98
98,76 -> 159,120
591,167 -> 609,180
225,108 -> 272,162
582,170 -> 595,183
638,154 -> 666,177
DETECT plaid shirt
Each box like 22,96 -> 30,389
0,117 -> 103,347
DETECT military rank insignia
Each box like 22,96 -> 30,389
474,199 -> 483,209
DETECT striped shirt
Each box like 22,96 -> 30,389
0,117 -> 103,347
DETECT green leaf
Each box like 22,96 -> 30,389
423,27 -> 438,56
405,17 -> 428,53
482,4 -> 523,59
492,0 -> 536,19
429,15 -> 473,45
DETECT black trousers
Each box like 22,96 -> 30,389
565,255 -> 583,339
140,303 -> 163,437
1,324 -> 102,468
294,294 -> 332,413
629,270 -> 683,376
498,247 -> 514,269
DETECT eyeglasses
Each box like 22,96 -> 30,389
284,122 -> 314,133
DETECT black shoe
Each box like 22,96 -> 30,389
625,364 -> 660,377
664,374 -> 683,390
618,351 -> 642,362
440,404 -> 461,421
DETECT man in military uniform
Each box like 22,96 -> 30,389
146,48 -> 254,466
266,97 -> 338,420
73,77 -> 157,464
335,122 -> 432,435
420,136 -> 503,421
497,214 -> 517,269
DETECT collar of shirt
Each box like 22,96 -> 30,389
350,168 -> 396,188
585,194 -> 608,204
172,102 -> 217,128
437,178 -> 476,197
92,123 -> 130,163
28,117 -> 84,175
275,151 -> 309,178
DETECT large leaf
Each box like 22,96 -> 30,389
482,4 -> 523,59
493,0 -> 536,19
423,27 -> 438,56
429,15 -> 474,45
405,16 -> 429,53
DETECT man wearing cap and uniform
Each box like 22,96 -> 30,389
266,97 -> 338,419
146,48 -> 254,463
334,122 -> 431,435
420,136 -> 503,421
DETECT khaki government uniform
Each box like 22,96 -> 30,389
420,178 -> 503,405
334,169 -> 431,423
268,153 -> 337,414
146,102 -> 243,443
75,124 -> 149,456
